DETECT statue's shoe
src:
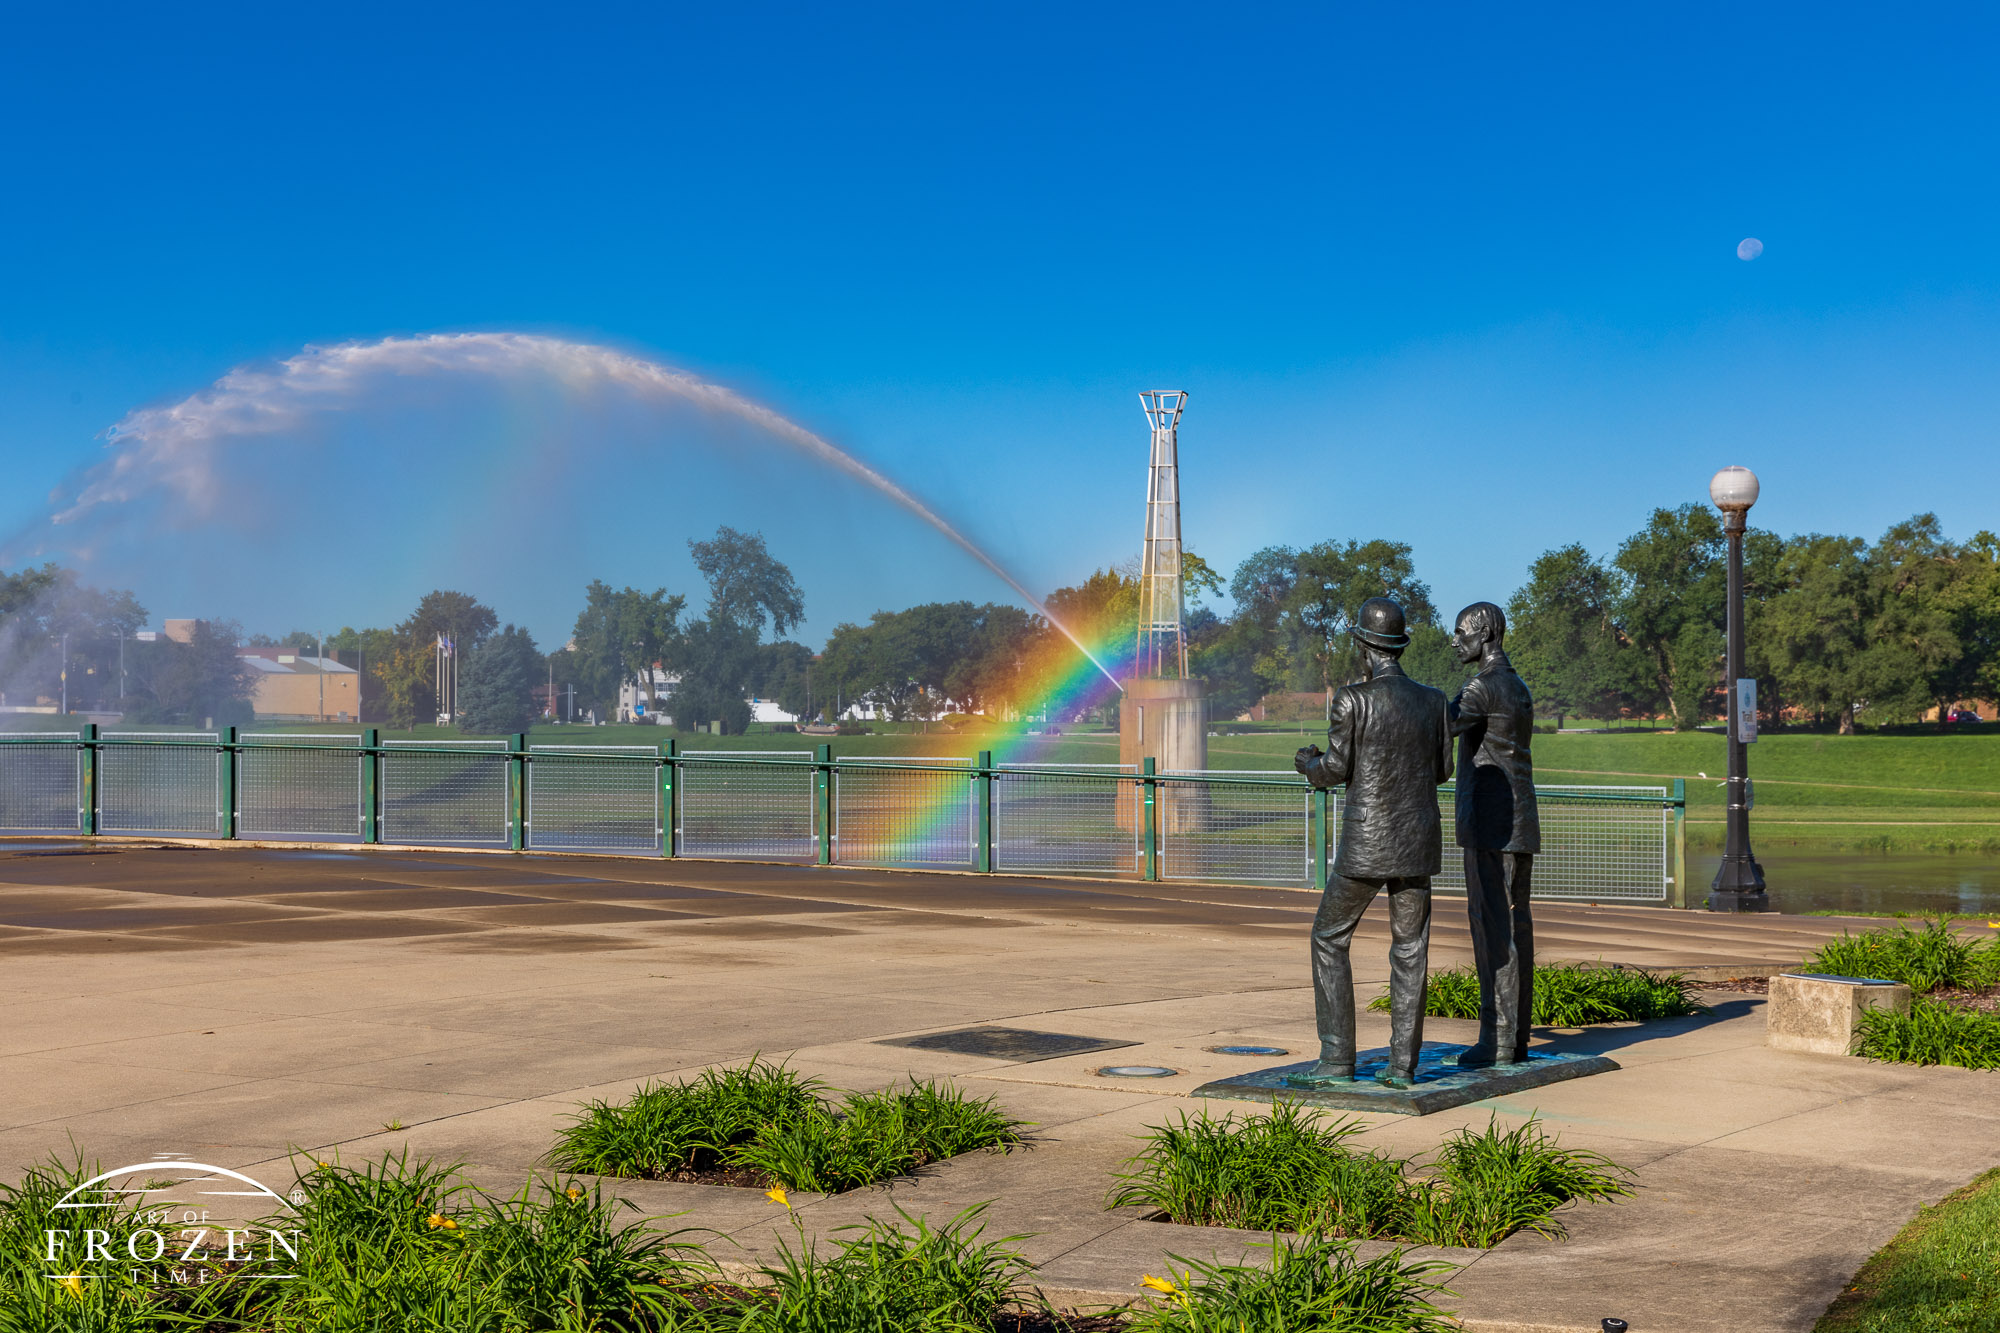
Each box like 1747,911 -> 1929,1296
1375,1069 -> 1416,1090
1282,1062 -> 1355,1087
1455,1041 -> 1529,1068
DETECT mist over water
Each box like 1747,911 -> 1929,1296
14,333 -> 1117,684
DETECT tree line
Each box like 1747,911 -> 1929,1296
2,508 -> 1994,733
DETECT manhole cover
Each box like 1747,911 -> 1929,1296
1207,1045 -> 1290,1056
876,1026 -> 1138,1063
1099,1065 -> 1178,1078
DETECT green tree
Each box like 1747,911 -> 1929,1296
1752,533 -> 1874,732
1862,514 -> 1963,726
124,620 -> 255,727
1282,539 -> 1441,693
1611,505 -> 1726,728
569,581 -> 686,718
457,624 -> 542,735
1507,544 -> 1628,729
1939,530 -> 2000,711
0,563 -> 148,712
673,527 -> 804,735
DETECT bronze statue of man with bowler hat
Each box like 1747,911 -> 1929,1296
1288,597 -> 1453,1089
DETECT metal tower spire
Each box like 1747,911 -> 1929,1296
1136,390 -> 1188,678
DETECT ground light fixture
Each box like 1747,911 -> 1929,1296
1708,465 -> 1769,912
1205,1045 -> 1289,1056
1097,1065 -> 1179,1078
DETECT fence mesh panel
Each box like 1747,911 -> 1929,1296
835,758 -> 972,868
381,739 -> 509,847
0,732 -> 80,832
992,765 -> 1139,876
677,750 -> 814,862
1161,771 -> 1313,886
529,746 -> 659,852
99,732 -> 221,836
1466,785 -> 1667,902
238,733 -> 363,841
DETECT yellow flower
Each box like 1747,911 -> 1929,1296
58,1274 -> 84,1298
765,1187 -> 790,1209
427,1213 -> 446,1229
1141,1274 -> 1180,1296
1986,921 -> 2000,929
442,1218 -> 458,1230
565,1185 -> 583,1201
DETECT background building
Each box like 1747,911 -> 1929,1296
237,648 -> 362,722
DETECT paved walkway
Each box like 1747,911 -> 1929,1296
1,842 -> 1989,1331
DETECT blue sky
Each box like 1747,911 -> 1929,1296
3,3 -> 1997,650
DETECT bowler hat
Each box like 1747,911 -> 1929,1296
1353,597 -> 1410,649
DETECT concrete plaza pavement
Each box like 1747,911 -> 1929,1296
0,841 -> 1993,1331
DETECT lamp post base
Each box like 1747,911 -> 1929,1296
1708,854 -> 1769,912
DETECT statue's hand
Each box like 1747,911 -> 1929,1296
1294,745 -> 1323,778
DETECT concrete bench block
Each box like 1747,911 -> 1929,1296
1767,973 -> 1911,1056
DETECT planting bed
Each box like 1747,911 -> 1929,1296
1110,1103 -> 1631,1249
1375,961 -> 1709,1025
549,1060 -> 1026,1192
1,1148 -> 1455,1333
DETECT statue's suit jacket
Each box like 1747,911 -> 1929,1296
1302,661 -> 1453,879
1450,650 -> 1542,854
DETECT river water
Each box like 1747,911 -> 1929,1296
1694,850 -> 2000,916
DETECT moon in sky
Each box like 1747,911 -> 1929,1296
1737,237 -> 1764,260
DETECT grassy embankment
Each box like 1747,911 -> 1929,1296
1817,1166 -> 2000,1332
38,717 -> 2000,854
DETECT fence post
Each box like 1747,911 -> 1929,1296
814,743 -> 833,866
361,729 -> 380,844
79,722 -> 99,835
659,738 -> 676,857
1669,778 -> 1688,909
219,726 -> 237,840
1142,758 -> 1159,882
1310,784 -> 1330,892
974,749 -> 994,873
508,734 -> 527,851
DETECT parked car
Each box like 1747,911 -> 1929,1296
1945,708 -> 1982,725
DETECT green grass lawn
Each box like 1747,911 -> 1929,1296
1817,1167 -> 2000,1332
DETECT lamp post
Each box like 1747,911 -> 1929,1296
1708,465 -> 1769,912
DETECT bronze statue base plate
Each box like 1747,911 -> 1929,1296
1192,1042 -> 1619,1117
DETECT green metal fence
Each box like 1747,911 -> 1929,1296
0,730 -> 1690,904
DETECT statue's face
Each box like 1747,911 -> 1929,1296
1452,617 -> 1485,664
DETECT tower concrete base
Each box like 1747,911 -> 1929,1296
1118,677 -> 1208,832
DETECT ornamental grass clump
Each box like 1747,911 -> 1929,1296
551,1058 -> 824,1180
732,1204 -> 1034,1332
1112,1104 -> 1630,1249
550,1063 -> 1023,1192
1855,997 -> 2000,1070
1380,963 -> 1707,1025
1805,917 -> 2000,995
1127,1236 -> 1458,1333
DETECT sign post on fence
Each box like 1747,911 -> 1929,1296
1141,758 -> 1159,882
508,734 -> 526,851
1670,778 -> 1688,909
974,749 -> 994,873
79,722 -> 99,836
219,727 -> 237,840
659,738 -> 676,857
360,729 -> 380,843
814,743 -> 833,866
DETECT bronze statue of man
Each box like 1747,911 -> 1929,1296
1448,602 -> 1541,1067
1290,597 -> 1453,1089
